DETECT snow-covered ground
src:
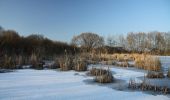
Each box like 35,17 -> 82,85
0,68 -> 169,100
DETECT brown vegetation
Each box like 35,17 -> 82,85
147,71 -> 165,78
128,78 -> 170,94
134,54 -> 161,71
89,68 -> 114,83
59,55 -> 73,71
74,57 -> 87,71
167,68 -> 170,78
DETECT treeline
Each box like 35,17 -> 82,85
107,32 -> 170,55
0,30 -> 76,56
0,29 -> 77,69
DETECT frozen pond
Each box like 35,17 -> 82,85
0,68 -> 169,100
159,56 -> 170,73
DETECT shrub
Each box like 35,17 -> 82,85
147,71 -> 165,78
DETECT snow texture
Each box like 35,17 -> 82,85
0,67 -> 169,100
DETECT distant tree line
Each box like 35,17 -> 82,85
106,32 -> 170,55
0,30 -> 76,56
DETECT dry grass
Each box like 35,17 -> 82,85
128,78 -> 170,94
112,53 -> 135,62
101,60 -> 115,65
30,53 -> 38,68
89,68 -> 108,76
2,55 -> 15,69
30,53 -> 43,70
89,68 -> 114,83
134,54 -> 161,71
118,61 -> 129,67
147,71 -> 165,78
74,58 -> 87,71
59,56 -> 72,71
101,53 -> 161,71
95,73 -> 114,83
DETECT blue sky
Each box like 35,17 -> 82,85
0,0 -> 170,42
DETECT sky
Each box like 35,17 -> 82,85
0,0 -> 170,42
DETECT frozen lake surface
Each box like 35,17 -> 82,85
0,68 -> 169,100
159,56 -> 170,73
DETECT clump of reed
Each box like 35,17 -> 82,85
113,53 -> 134,62
128,77 -> 170,94
118,61 -> 130,67
30,53 -> 43,70
147,71 -> 165,78
89,68 -> 114,83
73,57 -> 87,71
95,72 -> 114,83
89,68 -> 108,76
2,55 -> 15,69
134,54 -> 161,71
15,55 -> 25,69
101,60 -> 115,65
59,50 -> 73,71
59,56 -> 73,71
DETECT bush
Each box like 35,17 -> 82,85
147,71 -> 165,78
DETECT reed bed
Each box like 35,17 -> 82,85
88,68 -> 114,83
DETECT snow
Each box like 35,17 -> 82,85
0,68 -> 169,100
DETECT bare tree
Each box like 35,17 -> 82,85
127,32 -> 136,52
106,35 -> 117,47
71,32 -> 104,51
118,34 -> 127,49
